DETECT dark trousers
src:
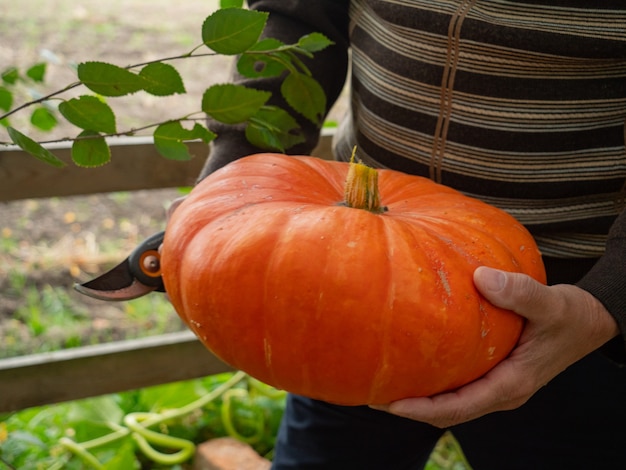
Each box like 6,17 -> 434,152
271,258 -> 626,469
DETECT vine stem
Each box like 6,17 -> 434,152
60,371 -> 247,468
125,413 -> 195,465
143,370 -> 247,426
59,438 -> 105,470
221,388 -> 264,444
80,424 -> 130,450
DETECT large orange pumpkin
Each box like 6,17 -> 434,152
161,153 -> 545,405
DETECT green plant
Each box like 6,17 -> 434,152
0,371 -> 286,469
1,4 -> 332,168
425,432 -> 472,470
0,371 -> 472,469
0,269 -> 187,359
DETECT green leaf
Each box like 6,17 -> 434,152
103,439 -> 137,470
0,86 -> 13,111
2,67 -> 19,85
78,61 -> 144,97
68,394 -> 123,424
281,72 -> 326,125
139,380 -> 204,411
30,107 -> 57,131
237,38 -> 289,78
220,0 -> 244,7
26,63 -> 46,82
193,123 -> 216,143
246,106 -> 305,151
202,8 -> 268,55
66,396 -> 124,443
58,95 -> 116,133
71,130 -> 111,167
297,33 -> 334,53
7,127 -> 65,167
245,125 -> 283,152
202,83 -> 271,124
139,62 -> 186,96
154,121 -> 216,160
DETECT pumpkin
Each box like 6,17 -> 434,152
161,153 -> 545,406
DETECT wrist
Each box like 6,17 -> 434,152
577,286 -> 620,344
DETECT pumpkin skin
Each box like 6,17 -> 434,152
161,153 -> 546,406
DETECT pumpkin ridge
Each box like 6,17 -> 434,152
381,216 -> 468,397
293,155 -> 349,199
192,206 -> 296,381
192,156 -> 342,209
256,207 -> 300,393
415,220 -> 527,386
366,217 -> 401,404
257,203 -> 342,393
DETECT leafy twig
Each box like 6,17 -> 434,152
8,115 -> 208,147
0,81 -> 81,122
3,7 -> 333,167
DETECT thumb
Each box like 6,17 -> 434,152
473,266 -> 547,320
166,196 -> 187,223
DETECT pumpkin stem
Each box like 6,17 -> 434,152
344,147 -> 384,213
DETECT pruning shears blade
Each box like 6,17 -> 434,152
74,231 -> 166,301
74,258 -> 157,301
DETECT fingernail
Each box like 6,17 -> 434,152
480,267 -> 506,292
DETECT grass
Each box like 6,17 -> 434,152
0,190 -> 185,359
0,280 -> 183,359
0,269 -> 184,359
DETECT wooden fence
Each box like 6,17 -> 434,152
0,131 -> 334,412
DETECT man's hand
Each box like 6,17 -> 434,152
165,196 -> 186,223
158,197 -> 187,303
371,266 -> 620,428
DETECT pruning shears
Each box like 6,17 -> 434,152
74,231 -> 166,301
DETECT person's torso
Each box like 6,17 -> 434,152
334,0 -> 626,257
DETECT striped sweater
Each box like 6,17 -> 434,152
203,1 -> 626,342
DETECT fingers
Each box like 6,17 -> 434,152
370,267 -> 551,427
371,267 -> 620,428
373,360 -> 532,428
473,266 -> 549,321
166,196 -> 186,222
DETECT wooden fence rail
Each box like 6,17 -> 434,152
0,136 -> 207,202
0,131 -> 333,413
0,331 -> 232,412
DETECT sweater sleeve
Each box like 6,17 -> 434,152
577,208 -> 626,349
198,0 -> 351,181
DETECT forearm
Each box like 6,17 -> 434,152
577,209 -> 626,346
199,0 -> 351,180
